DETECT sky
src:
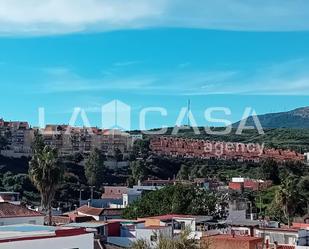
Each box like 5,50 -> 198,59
0,0 -> 309,130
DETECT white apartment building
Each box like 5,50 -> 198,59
0,224 -> 94,249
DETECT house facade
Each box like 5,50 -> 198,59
0,202 -> 44,226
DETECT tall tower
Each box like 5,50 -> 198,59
187,99 -> 191,127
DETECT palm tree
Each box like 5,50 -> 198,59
29,145 -> 63,226
274,177 -> 299,227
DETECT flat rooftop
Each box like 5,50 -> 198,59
208,234 -> 263,242
0,224 -> 87,242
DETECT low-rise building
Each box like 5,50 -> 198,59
139,214 -> 213,239
201,234 -> 263,249
0,192 -> 20,205
0,224 -> 93,249
254,226 -> 299,247
229,177 -> 272,191
107,219 -> 172,248
297,228 -> 309,249
0,202 -> 44,226
74,205 -> 122,221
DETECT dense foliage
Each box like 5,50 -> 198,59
123,184 -> 217,219
84,148 -> 106,187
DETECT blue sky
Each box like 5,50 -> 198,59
0,0 -> 309,130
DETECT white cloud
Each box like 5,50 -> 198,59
183,59 -> 309,96
0,0 -> 309,36
40,67 -> 157,93
113,61 -> 142,67
39,59 -> 309,96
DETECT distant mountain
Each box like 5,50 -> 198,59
233,107 -> 309,129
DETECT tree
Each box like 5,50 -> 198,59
31,131 -> 45,153
177,164 -> 190,180
130,139 -> 150,160
260,159 -> 280,185
0,136 -> 8,151
123,184 -> 217,219
130,160 -> 147,185
84,148 -> 106,187
1,172 -> 34,194
298,176 -> 309,214
269,176 -> 300,227
29,146 -> 63,225
114,148 -> 123,162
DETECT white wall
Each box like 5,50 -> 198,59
107,236 -> 135,248
173,218 -> 196,239
0,233 -> 94,249
0,216 -> 44,226
136,227 -> 173,248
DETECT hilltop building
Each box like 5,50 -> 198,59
0,119 -> 142,158
150,136 -> 305,162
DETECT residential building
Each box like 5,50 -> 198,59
229,177 -> 272,191
74,205 -> 122,221
0,118 -> 141,158
201,234 -> 263,249
107,219 -> 172,248
0,202 -> 44,226
141,178 -> 176,187
0,192 -> 21,205
138,214 -> 213,239
254,226 -> 299,247
297,228 -> 309,249
150,136 -> 305,162
102,186 -> 129,200
0,224 -> 93,249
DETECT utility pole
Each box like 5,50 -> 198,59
79,188 -> 84,207
90,186 -> 95,204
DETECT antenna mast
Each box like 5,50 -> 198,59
187,99 -> 191,127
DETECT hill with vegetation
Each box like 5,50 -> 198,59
138,127 -> 309,153
233,107 -> 309,129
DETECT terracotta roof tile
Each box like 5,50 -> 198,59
0,202 -> 44,218
77,205 -> 104,216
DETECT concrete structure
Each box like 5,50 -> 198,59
0,202 -> 44,226
123,189 -> 142,207
201,234 -> 263,249
0,192 -> 21,205
297,228 -> 309,249
229,177 -> 272,191
102,186 -> 129,200
73,205 -> 122,221
107,219 -> 172,248
139,214 -> 213,239
0,224 -> 93,249
254,226 -> 299,247
0,118 -> 142,157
